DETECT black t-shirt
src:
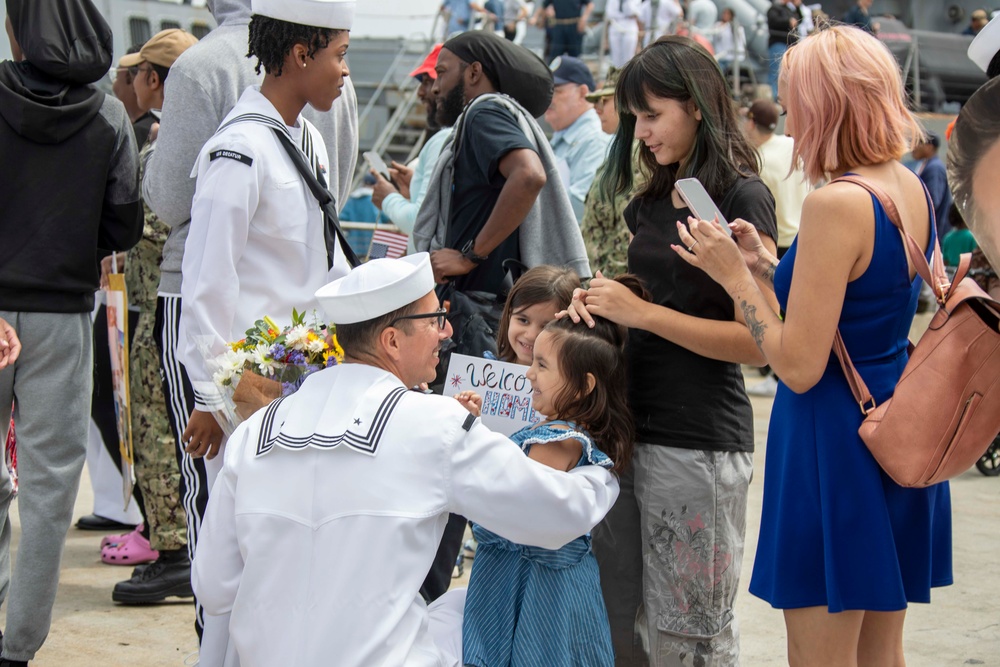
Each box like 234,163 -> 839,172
447,100 -> 535,294
625,175 -> 777,452
543,0 -> 588,19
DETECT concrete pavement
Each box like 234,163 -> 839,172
3,331 -> 1000,665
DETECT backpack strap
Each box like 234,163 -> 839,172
832,174 -> 950,302
827,174 -> 948,415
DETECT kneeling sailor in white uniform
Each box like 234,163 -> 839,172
192,252 -> 620,667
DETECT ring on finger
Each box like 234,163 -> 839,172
687,240 -> 700,253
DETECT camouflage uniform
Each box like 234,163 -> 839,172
125,144 -> 187,552
580,164 -> 632,276
580,149 -> 647,276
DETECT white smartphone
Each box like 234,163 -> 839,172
674,177 -> 732,236
363,150 -> 392,181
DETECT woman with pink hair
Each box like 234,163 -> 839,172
674,25 -> 953,665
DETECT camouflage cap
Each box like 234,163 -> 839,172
585,67 -> 621,103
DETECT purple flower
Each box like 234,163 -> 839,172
287,350 -> 307,365
269,343 -> 287,360
281,381 -> 296,396
326,355 -> 339,368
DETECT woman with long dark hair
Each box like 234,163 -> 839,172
564,36 -> 778,665
675,26 -> 952,665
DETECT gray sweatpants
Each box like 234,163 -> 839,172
0,311 -> 92,662
593,444 -> 752,667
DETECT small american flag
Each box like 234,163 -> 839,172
368,229 -> 409,260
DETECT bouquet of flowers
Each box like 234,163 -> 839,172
209,309 -> 343,432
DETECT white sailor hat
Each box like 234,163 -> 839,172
316,253 -> 435,325
969,14 -> 1000,73
251,0 -> 355,31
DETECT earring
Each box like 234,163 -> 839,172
302,62 -> 307,68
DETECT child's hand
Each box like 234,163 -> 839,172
99,253 -> 126,290
454,391 -> 483,417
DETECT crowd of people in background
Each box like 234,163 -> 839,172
2,0 -> 1000,666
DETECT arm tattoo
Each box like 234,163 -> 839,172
760,260 -> 777,286
729,280 -> 769,350
740,299 -> 767,350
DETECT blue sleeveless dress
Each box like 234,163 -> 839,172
462,421 -> 615,667
749,189 -> 953,612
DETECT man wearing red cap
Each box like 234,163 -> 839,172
371,44 -> 454,246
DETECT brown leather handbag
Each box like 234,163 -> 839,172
831,175 -> 1000,488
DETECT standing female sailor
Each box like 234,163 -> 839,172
179,0 -> 357,462
178,2 -> 358,660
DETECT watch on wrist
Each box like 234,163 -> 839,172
460,239 -> 488,265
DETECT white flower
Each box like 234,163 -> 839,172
307,338 -> 326,355
252,343 -> 277,376
212,349 -> 250,386
285,325 -> 311,351
213,368 -> 233,387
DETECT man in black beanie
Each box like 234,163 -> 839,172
412,31 -> 589,294
0,1 -> 142,663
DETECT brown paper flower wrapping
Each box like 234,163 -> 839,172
231,372 -> 282,421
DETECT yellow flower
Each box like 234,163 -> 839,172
263,315 -> 281,333
329,335 -> 345,361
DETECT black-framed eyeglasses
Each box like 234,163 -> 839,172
389,308 -> 447,330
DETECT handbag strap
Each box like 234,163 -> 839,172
271,128 -> 362,269
827,174 -> 949,414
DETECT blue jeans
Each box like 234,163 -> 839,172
768,42 -> 787,101
549,23 -> 583,60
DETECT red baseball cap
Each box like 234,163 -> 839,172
409,43 -> 443,79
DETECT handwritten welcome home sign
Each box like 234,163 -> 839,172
443,353 -> 543,437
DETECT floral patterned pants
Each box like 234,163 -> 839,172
593,444 -> 752,667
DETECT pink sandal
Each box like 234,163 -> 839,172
101,531 -> 158,565
101,524 -> 144,550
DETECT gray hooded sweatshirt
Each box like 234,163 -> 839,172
145,0 -> 359,295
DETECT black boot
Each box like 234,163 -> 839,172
112,549 -> 193,604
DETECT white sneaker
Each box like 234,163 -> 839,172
463,538 -> 478,559
746,375 -> 778,397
